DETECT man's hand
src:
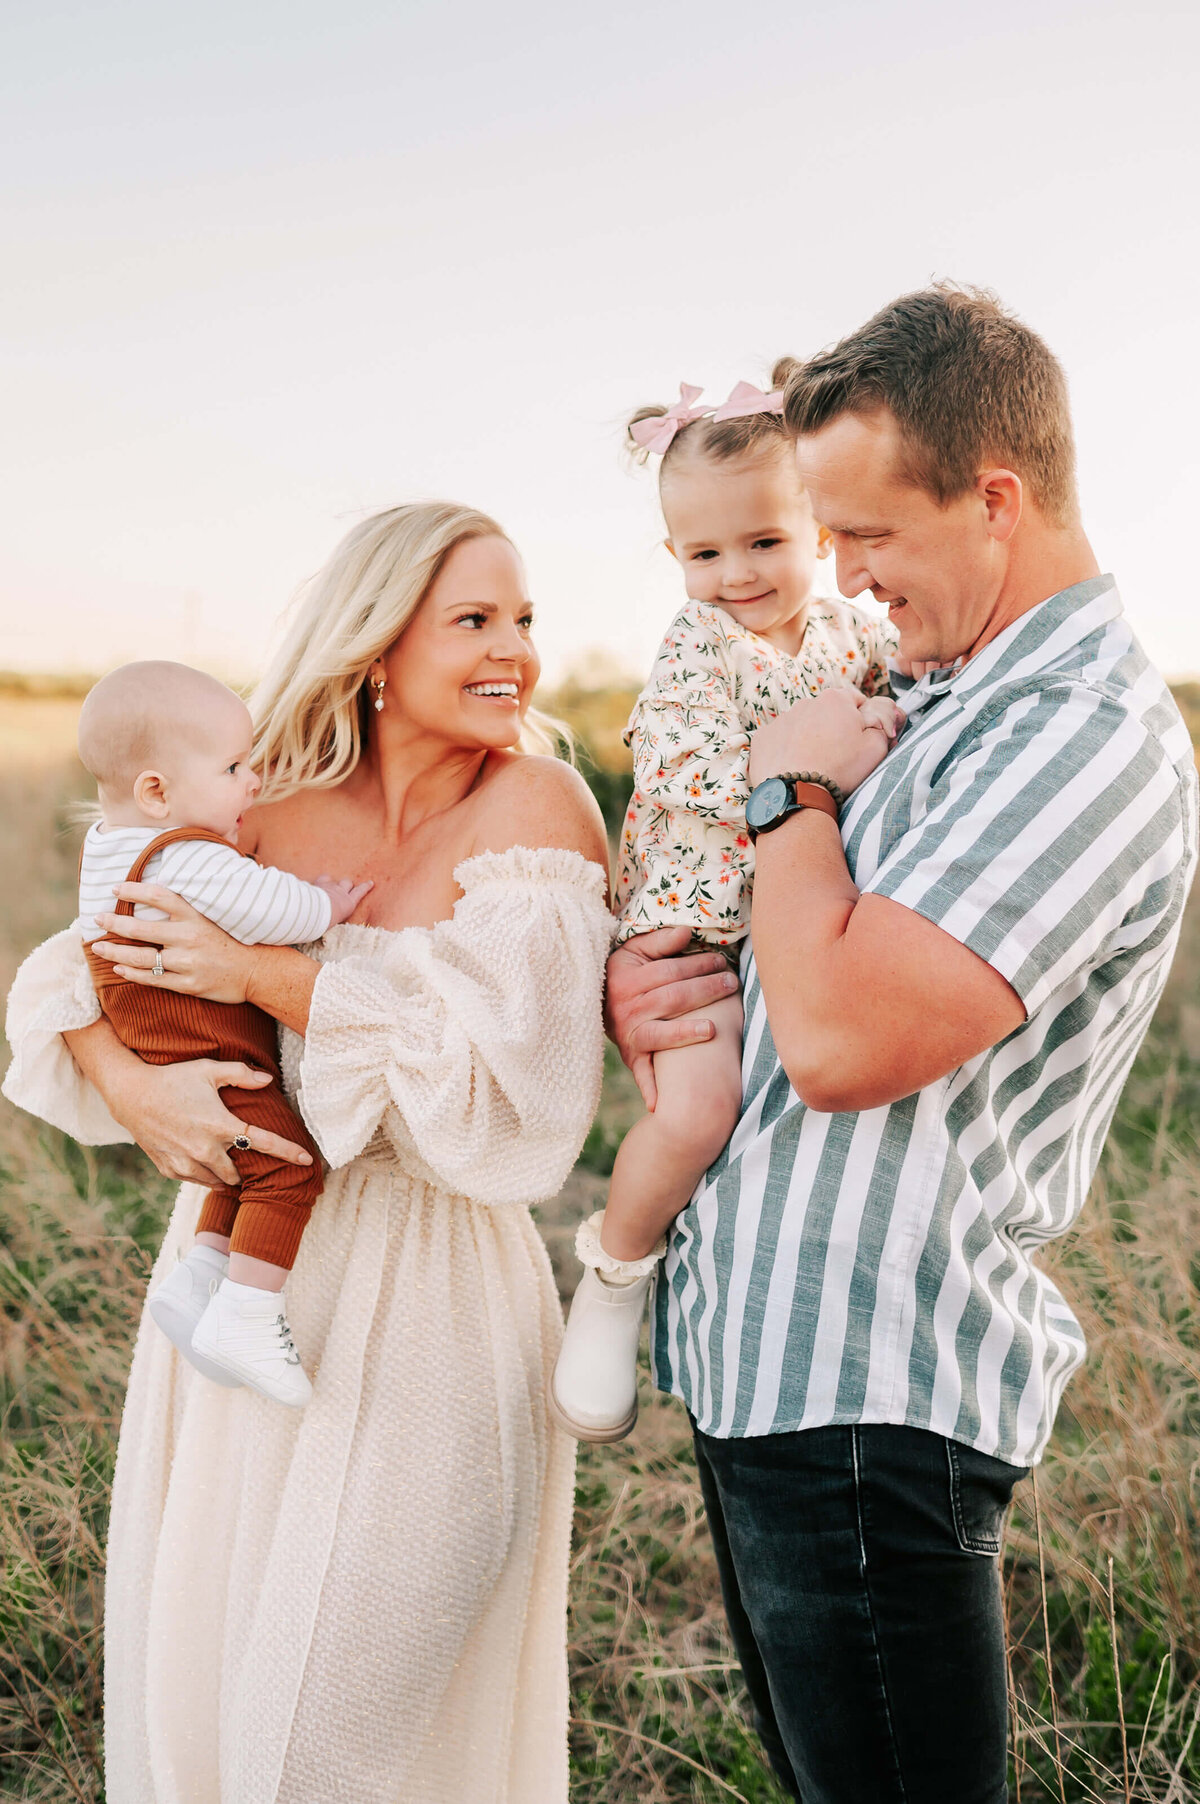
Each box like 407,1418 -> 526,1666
748,689 -> 903,793
605,927 -> 741,1109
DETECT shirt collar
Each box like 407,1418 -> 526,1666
901,575 -> 1121,714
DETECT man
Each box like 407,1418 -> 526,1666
606,285 -> 1198,1803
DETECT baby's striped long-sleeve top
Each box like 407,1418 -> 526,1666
78,824 -> 333,946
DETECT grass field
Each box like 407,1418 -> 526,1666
2,692 -> 1199,1802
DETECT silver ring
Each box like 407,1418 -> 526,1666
232,1130 -> 252,1152
151,952 -> 164,978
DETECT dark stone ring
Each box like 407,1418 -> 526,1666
232,1132 -> 252,1152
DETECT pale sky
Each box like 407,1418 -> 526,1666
3,0 -> 1198,687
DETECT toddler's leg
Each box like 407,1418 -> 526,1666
602,991 -> 744,1260
550,990 -> 744,1444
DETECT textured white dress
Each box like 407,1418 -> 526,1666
3,846 -> 613,1804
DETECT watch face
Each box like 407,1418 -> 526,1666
746,775 -> 791,834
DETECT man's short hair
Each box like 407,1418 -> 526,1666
783,284 -> 1079,526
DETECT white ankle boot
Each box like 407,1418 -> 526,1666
548,1211 -> 665,1443
147,1246 -> 243,1388
191,1281 -> 313,1408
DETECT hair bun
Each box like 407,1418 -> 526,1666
770,354 -> 803,391
626,403 -> 669,463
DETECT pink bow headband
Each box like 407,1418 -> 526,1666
629,380 -> 785,456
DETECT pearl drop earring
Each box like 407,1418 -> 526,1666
371,673 -> 386,713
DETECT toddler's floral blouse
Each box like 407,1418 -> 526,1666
614,597 -> 896,948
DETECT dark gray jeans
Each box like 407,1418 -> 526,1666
692,1421 -> 1028,1803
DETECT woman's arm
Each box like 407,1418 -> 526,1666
4,921 -> 314,1182
62,1012 -> 314,1185
244,944 -> 320,1036
89,886 -> 320,1035
295,840 -> 613,1194
92,754 -> 602,1065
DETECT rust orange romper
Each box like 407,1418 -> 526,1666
83,826 -> 323,1268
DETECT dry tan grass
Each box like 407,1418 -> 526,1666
0,700 -> 87,1001
0,1124 -> 153,1798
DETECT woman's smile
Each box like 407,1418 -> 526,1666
463,680 -> 521,706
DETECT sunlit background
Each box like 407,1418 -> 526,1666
3,0 -> 1198,687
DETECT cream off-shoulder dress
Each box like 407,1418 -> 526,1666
2,846 -> 613,1804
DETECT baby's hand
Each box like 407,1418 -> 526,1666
857,696 -> 905,745
315,875 -> 374,925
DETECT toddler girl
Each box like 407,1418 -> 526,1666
550,372 -> 899,1441
77,660 -> 371,1406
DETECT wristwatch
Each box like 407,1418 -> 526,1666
745,771 -> 842,840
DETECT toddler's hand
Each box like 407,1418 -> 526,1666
857,697 -> 905,745
316,875 -> 374,925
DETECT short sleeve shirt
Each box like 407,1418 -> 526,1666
651,578 -> 1198,1466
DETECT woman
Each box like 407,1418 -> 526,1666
3,503 -> 613,1803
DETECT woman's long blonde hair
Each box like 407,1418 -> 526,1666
250,501 -> 565,804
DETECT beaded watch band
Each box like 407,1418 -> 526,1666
776,770 -> 846,810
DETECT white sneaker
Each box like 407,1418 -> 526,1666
191,1281 -> 313,1408
147,1247 -> 243,1388
548,1265 -> 653,1442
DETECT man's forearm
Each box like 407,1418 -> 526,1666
750,811 -> 867,1110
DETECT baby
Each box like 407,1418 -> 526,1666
550,375 -> 901,1441
76,661 -> 371,1407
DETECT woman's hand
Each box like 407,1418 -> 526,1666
90,884 -> 255,1003
101,1051 -> 314,1187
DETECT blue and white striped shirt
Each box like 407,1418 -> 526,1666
652,577 -> 1198,1466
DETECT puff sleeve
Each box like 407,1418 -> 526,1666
294,846 -> 612,1204
3,924 -> 134,1144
